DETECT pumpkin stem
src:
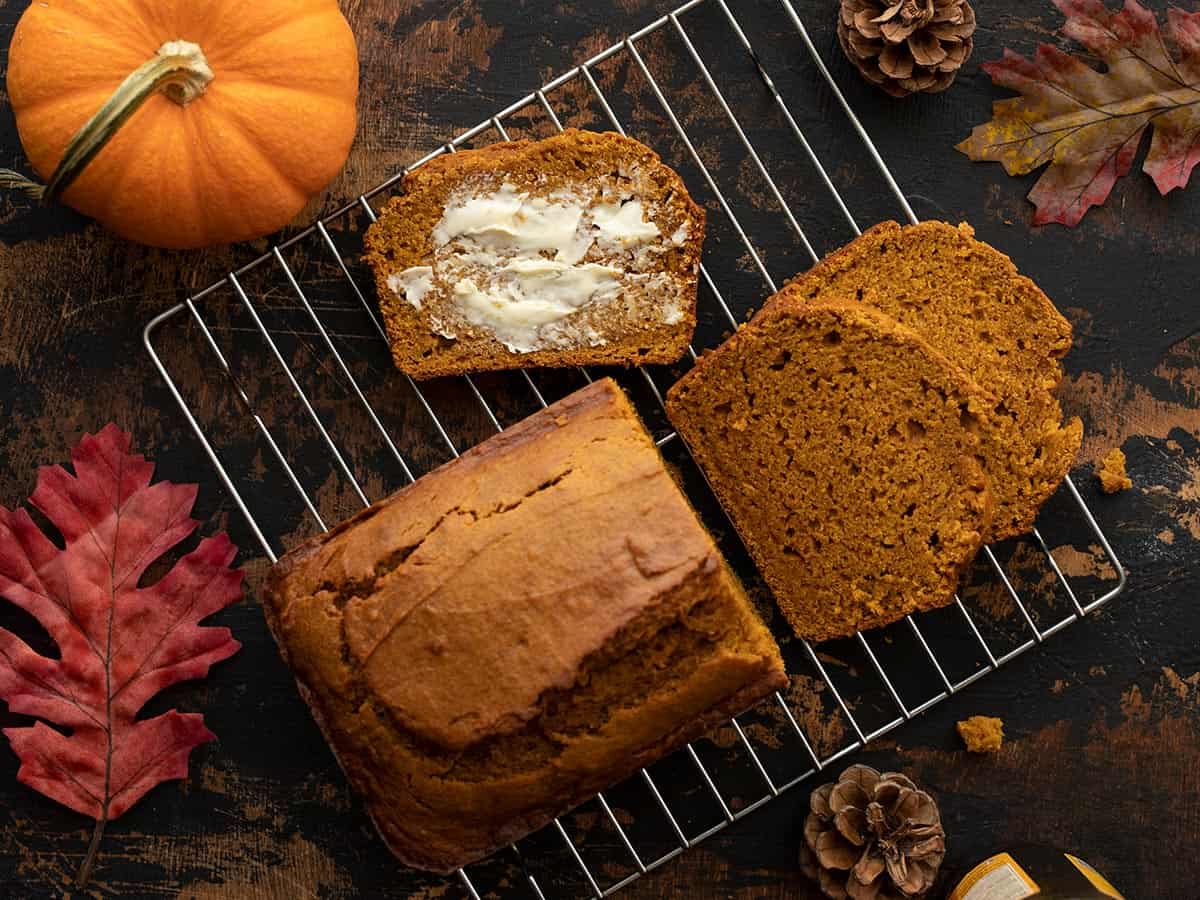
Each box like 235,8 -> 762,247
0,40 -> 213,206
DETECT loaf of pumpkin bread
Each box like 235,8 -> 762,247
364,129 -> 705,378
667,302 -> 997,642
262,378 -> 786,872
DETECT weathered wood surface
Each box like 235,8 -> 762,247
0,0 -> 1197,897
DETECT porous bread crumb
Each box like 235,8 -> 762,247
1098,447 -> 1132,494
958,715 -> 1004,753
767,220 -> 1081,542
667,300 -> 996,642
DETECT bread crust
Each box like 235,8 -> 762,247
263,378 -> 785,872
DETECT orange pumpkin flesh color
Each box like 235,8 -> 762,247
5,0 -> 360,250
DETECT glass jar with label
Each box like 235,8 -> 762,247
949,846 -> 1124,899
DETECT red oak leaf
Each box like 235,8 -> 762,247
957,0 -> 1200,226
0,424 -> 242,885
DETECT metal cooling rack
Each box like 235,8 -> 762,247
143,1 -> 1127,897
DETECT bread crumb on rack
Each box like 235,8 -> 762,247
1097,447 -> 1132,494
957,715 -> 1004,753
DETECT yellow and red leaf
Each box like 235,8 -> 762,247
957,0 -> 1200,226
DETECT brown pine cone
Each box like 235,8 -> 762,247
799,765 -> 945,899
837,0 -> 976,98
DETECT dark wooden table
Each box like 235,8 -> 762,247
1,1 -> 1197,898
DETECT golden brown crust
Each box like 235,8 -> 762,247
263,378 -> 785,872
667,301 -> 996,643
363,130 -> 706,379
766,220 -> 1081,540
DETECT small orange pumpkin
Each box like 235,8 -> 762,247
3,0 -> 360,249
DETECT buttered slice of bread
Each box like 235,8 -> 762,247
364,130 -> 706,379
667,301 -> 996,643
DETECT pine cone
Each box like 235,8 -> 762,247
837,0 -> 976,98
798,765 -> 945,899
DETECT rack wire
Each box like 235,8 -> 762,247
143,1 -> 1126,897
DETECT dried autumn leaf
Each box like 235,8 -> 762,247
957,0 -> 1200,226
0,425 -> 242,885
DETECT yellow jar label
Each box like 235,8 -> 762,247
948,852 -> 1040,900
1066,854 -> 1124,899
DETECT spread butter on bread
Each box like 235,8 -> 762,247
365,130 -> 705,379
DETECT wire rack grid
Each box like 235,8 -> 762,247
143,1 -> 1126,897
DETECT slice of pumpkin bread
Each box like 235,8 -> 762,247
364,130 -> 705,379
768,221 -> 1081,540
666,301 -> 996,642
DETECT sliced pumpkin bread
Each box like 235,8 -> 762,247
666,301 -> 996,643
364,130 -> 705,379
768,221 -> 1081,540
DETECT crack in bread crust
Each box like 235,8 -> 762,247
333,560 -> 737,786
260,379 -> 786,872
